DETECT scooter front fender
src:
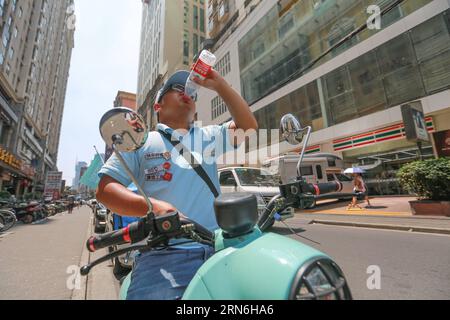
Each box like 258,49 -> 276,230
119,232 -> 330,300
183,231 -> 329,300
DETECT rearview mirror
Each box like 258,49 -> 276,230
280,114 -> 304,145
99,107 -> 147,152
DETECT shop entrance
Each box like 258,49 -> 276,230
342,139 -> 434,195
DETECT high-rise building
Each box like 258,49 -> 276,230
0,0 -> 75,197
207,0 -> 261,44
137,0 -> 208,129
114,91 -> 137,111
104,91 -> 137,162
197,0 -> 450,196
72,161 -> 87,191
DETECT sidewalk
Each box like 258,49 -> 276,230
72,209 -> 120,300
295,197 -> 450,235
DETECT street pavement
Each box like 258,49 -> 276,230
0,206 -> 91,300
1,201 -> 449,300
273,218 -> 450,300
297,197 -> 450,234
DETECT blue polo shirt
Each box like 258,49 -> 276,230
98,122 -> 236,232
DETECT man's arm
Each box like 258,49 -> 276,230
193,70 -> 258,133
96,175 -> 178,217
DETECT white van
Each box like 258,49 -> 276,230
263,153 -> 354,197
218,167 -> 294,218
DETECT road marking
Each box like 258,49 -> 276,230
310,222 -> 450,237
300,210 -> 411,217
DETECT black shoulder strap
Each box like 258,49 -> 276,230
158,130 -> 220,198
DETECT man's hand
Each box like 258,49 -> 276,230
192,68 -> 227,92
151,198 -> 187,219
191,68 -> 258,133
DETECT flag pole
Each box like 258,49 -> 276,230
93,145 -> 105,165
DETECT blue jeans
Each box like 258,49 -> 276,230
126,245 -> 214,300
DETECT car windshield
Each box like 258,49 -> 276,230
234,168 -> 280,187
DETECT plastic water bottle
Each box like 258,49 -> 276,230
185,50 -> 217,99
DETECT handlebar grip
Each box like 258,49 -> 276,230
306,181 -> 343,195
86,220 -> 147,252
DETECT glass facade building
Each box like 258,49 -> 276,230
200,0 -> 450,195
239,4 -> 450,146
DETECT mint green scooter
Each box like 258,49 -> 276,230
80,108 -> 352,300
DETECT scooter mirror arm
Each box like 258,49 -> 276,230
112,143 -> 154,218
296,126 -> 312,181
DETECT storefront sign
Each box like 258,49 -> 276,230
433,130 -> 450,157
44,171 -> 63,200
292,144 -> 321,155
21,164 -> 36,178
333,117 -> 434,152
0,146 -> 22,170
401,101 -> 430,142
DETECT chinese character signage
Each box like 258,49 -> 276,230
44,172 -> 63,200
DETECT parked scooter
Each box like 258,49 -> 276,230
81,108 -> 352,300
12,201 -> 47,224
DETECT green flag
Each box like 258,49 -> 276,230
80,154 -> 104,189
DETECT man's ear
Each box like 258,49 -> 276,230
154,103 -> 161,113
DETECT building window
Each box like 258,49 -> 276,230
411,12 -> 450,94
193,5 -> 199,30
376,33 -> 425,107
217,52 -> 231,77
200,7 -> 205,32
328,18 -> 358,57
238,0 -> 432,104
211,96 -> 228,120
183,31 -> 189,64
193,34 -> 199,56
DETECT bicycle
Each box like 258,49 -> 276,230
0,209 -> 17,233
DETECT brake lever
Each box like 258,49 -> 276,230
180,223 -> 214,246
80,243 -> 151,276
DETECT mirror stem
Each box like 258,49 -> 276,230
112,143 -> 154,216
296,126 -> 312,181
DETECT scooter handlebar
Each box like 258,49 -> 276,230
86,220 -> 147,252
305,181 -> 343,195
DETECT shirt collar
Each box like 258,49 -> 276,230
156,123 -> 196,140
156,122 -> 196,137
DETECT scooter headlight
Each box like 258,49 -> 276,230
289,258 -> 352,300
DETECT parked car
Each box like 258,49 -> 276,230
218,167 -> 294,219
93,203 -> 107,233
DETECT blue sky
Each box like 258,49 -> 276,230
57,0 -> 142,185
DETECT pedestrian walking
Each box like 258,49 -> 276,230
344,167 -> 371,210
347,173 -> 371,210
67,197 -> 75,214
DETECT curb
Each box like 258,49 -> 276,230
309,219 -> 450,235
71,214 -> 93,300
